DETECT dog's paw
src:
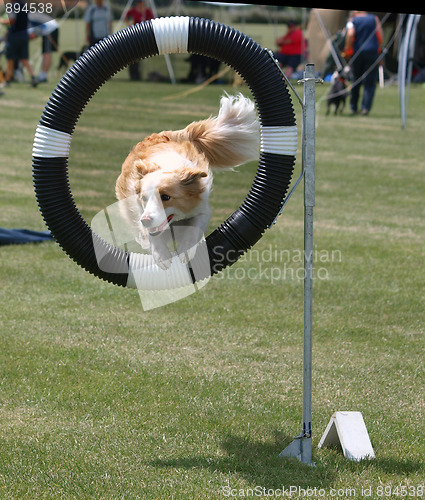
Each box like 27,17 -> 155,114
178,244 -> 197,265
151,248 -> 173,270
135,231 -> 150,250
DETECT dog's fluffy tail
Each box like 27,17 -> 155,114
167,93 -> 260,169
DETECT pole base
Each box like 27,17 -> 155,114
279,436 -> 315,466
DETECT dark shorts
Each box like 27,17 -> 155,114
275,53 -> 301,71
5,33 -> 29,60
42,29 -> 59,54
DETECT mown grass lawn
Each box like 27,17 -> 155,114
0,39 -> 424,499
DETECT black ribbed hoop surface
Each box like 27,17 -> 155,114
32,17 -> 297,287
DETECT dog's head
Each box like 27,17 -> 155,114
338,65 -> 353,83
116,133 -> 211,240
135,156 -> 208,235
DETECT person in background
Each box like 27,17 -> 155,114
27,13 -> 59,83
275,20 -> 306,78
39,23 -> 59,82
84,0 -> 113,47
125,0 -> 154,80
343,11 -> 383,115
125,0 -> 153,25
0,0 -> 38,87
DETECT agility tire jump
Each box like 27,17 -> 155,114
32,17 -> 297,290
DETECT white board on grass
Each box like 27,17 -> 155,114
318,411 -> 375,461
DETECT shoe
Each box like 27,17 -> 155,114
361,109 -> 369,116
349,109 -> 358,116
38,71 -> 48,83
31,76 -> 38,88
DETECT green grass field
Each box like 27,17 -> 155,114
1,21 -> 425,499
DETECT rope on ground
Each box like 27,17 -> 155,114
160,66 -> 231,101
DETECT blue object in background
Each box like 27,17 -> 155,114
0,228 -> 54,246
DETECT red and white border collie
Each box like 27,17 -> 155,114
115,93 -> 259,269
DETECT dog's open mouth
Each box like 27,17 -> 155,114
148,214 -> 174,235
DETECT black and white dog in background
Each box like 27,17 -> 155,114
326,68 -> 351,115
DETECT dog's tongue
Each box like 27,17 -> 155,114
151,214 -> 174,234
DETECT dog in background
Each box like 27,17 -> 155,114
115,93 -> 259,269
326,70 -> 349,115
57,46 -> 88,71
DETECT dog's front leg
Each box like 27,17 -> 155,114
149,233 -> 173,270
174,215 -> 209,264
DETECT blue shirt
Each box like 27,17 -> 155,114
84,3 -> 112,41
352,14 -> 379,54
9,0 -> 29,37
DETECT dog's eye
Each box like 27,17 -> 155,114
160,194 -> 171,202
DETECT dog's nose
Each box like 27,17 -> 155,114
141,214 -> 153,228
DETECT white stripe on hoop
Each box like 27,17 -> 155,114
151,16 -> 189,55
127,251 -> 194,290
33,124 -> 72,158
260,125 -> 298,156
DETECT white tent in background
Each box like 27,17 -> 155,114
305,9 -> 349,75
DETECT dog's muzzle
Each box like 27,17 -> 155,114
145,214 -> 174,236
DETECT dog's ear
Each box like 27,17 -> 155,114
178,168 -> 208,186
134,159 -> 158,177
130,133 -> 171,177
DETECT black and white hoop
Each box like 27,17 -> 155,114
32,17 -> 297,290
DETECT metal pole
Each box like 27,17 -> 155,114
302,63 -> 316,465
280,63 -> 317,466
399,14 -> 421,130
